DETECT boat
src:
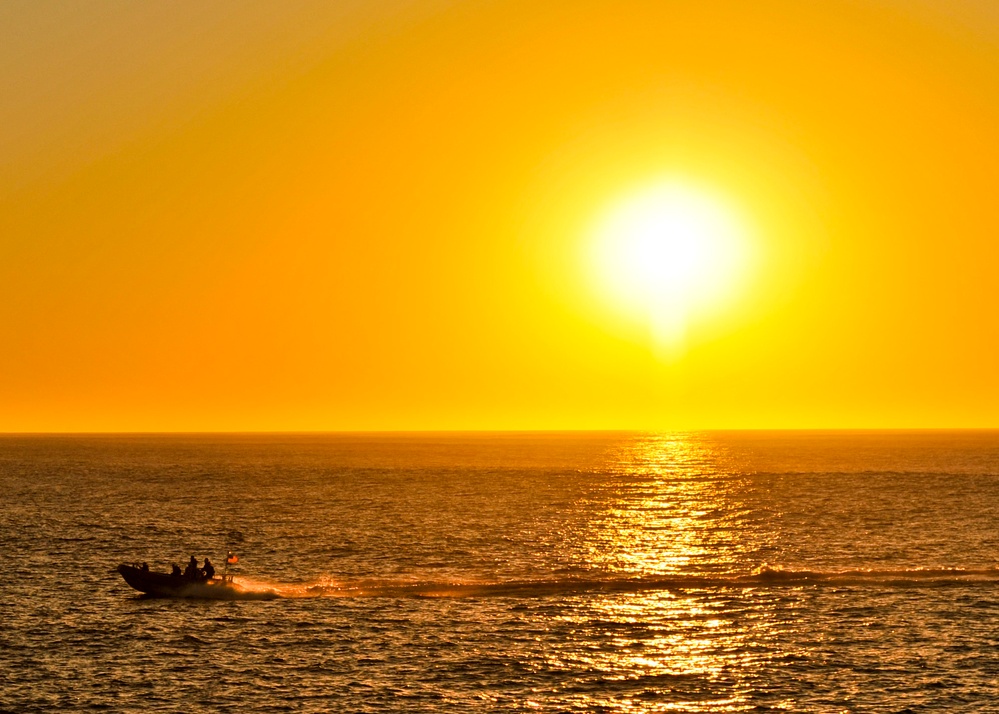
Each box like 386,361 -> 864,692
117,563 -> 242,599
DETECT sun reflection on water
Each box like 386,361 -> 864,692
582,433 -> 776,576
536,589 -> 798,712
548,433 -> 796,711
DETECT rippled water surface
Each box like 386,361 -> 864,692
3,431 -> 999,712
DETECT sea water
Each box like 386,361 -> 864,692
2,431 -> 998,712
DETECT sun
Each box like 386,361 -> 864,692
585,180 -> 752,357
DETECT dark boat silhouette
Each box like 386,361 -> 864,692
117,563 -> 265,599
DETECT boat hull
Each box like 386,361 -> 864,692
117,563 -> 240,599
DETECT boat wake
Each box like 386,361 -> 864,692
190,578 -> 281,600
232,565 -> 999,600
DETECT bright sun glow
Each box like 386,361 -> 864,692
587,181 -> 751,357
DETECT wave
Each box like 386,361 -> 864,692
749,563 -> 999,586
230,565 -> 999,600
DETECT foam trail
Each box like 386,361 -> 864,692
228,566 -> 999,600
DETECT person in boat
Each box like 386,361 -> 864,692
171,563 -> 182,576
184,555 -> 199,579
202,557 -> 215,581
141,562 -> 149,572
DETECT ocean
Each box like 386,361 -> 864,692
2,431 -> 998,712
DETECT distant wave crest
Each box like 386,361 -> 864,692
750,563 -> 999,586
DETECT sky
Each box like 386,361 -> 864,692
2,0 -> 998,432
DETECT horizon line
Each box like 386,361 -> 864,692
2,427 -> 999,437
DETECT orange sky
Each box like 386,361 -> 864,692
3,1 -> 998,432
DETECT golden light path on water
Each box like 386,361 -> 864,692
547,434 -> 794,712
541,591 -> 795,713
582,433 -> 775,575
